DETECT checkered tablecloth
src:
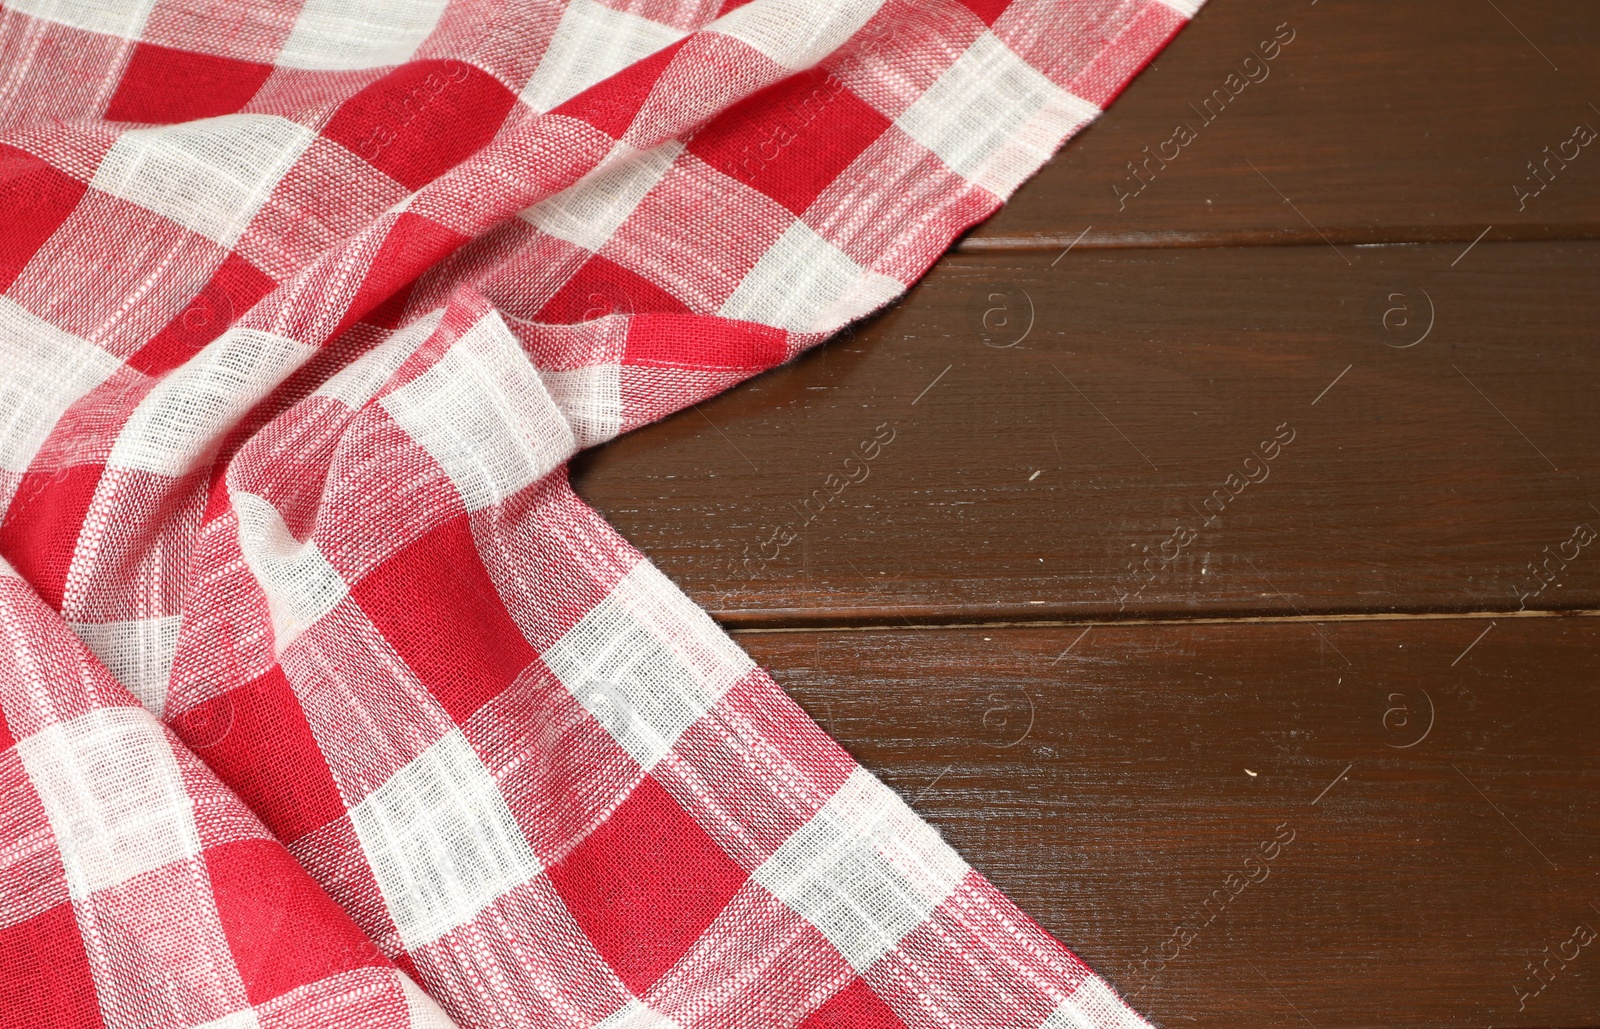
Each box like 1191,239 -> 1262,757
0,0 -> 1198,1025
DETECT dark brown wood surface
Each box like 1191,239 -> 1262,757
740,618 -> 1600,1029
574,241 -> 1600,625
966,0 -> 1600,250
569,2 -> 1600,1025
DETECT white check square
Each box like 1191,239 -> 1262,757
0,297 -> 121,476
541,592 -> 712,772
596,999 -> 683,1029
5,0 -> 158,39
896,33 -> 1099,196
541,561 -> 751,770
381,311 -> 576,512
314,309 -> 444,411
754,767 -> 967,971
401,973 -> 459,1028
712,0 -> 882,70
108,327 -> 313,479
276,0 -> 448,70
523,142 -> 682,255
721,221 -> 900,333
93,114 -> 317,248
1040,977 -> 1151,1029
519,0 -> 686,113
1154,0 -> 1202,16
68,615 -> 182,717
17,707 -> 200,900
351,729 -> 541,949
233,492 -> 348,656
537,364 -> 622,448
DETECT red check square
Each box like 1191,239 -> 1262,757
175,666 -> 347,844
550,774 -> 747,994
105,43 -> 274,125
353,512 -> 539,725
0,903 -> 103,1029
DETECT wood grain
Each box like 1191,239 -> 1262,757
571,241 -> 1600,626
740,617 -> 1600,1029
963,0 -> 1600,250
576,7 -> 1600,1025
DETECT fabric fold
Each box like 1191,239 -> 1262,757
0,0 -> 1201,1025
0,556 -> 460,1028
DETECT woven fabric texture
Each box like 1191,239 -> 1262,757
0,0 -> 1198,1026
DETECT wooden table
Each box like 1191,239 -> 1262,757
573,3 -> 1600,1026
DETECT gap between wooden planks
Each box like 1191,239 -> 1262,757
726,606 -> 1600,634
958,224 -> 1600,251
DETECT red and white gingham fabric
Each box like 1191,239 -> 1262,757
0,0 -> 1199,1026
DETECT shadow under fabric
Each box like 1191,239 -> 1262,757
0,0 -> 1201,1026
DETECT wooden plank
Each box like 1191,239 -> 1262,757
570,241 -> 1600,625
962,0 -> 1600,250
738,617 -> 1600,1029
